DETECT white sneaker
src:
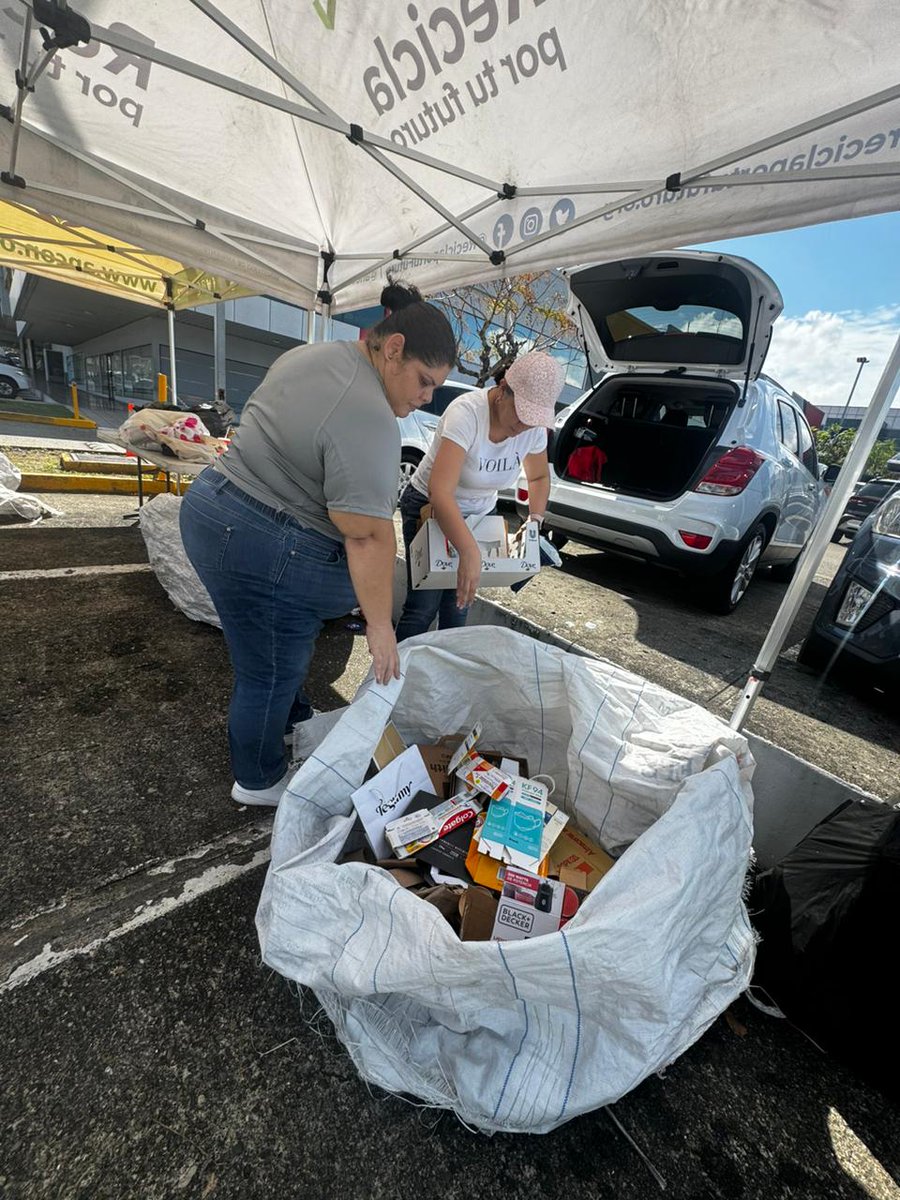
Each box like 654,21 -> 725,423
231,772 -> 290,807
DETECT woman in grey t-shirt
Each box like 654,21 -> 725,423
180,284 -> 455,807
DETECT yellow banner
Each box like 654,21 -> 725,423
0,201 -> 251,309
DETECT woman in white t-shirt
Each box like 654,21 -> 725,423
396,350 -> 565,641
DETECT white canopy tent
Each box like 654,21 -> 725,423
0,1 -> 898,311
1,0 -> 899,724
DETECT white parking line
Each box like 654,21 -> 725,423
1,821 -> 272,992
0,563 -> 152,581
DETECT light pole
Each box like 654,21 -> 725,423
838,355 -> 870,426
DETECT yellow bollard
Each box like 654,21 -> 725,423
69,382 -> 80,420
157,373 -> 168,405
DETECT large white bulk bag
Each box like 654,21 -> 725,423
138,493 -> 220,627
257,627 -> 755,1133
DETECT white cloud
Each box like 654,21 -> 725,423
764,306 -> 900,410
683,309 -> 742,337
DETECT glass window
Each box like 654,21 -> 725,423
795,411 -> 818,476
159,345 -> 215,406
123,345 -> 154,397
84,355 -> 104,396
858,481 -> 894,499
778,400 -> 799,456
424,384 -> 467,417
107,350 -> 124,396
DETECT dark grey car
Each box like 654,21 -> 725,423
799,491 -> 900,696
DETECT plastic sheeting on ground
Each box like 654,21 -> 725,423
0,451 -> 62,523
137,493 -> 220,627
257,626 -> 756,1133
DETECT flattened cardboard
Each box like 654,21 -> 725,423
416,795 -> 478,880
491,868 -> 580,942
464,811 -> 549,892
350,745 -> 435,859
458,887 -> 499,941
477,775 -> 547,869
547,826 -> 616,892
416,742 -> 455,797
385,792 -> 480,858
372,722 -> 407,771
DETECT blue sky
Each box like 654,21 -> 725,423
691,212 -> 900,411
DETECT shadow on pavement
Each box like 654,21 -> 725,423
2,869 -> 897,1200
557,548 -> 899,754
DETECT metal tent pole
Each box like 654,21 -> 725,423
167,305 -> 179,405
213,302 -> 227,403
729,330 -> 900,731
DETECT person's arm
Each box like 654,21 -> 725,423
522,450 -> 550,522
428,437 -> 482,610
328,510 -> 400,684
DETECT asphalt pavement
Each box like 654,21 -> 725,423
1,493 -> 898,1199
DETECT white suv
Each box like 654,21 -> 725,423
515,251 -> 824,612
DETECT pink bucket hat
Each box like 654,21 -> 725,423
505,351 -> 566,428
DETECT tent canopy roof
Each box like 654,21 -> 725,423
0,1 -> 897,312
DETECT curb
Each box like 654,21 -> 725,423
0,411 -> 96,430
20,473 -> 188,496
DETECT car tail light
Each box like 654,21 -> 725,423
679,530 -> 712,549
694,447 -> 765,495
517,486 -> 529,502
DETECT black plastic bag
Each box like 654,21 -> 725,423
750,797 -> 900,1094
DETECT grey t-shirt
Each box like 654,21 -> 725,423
215,341 -> 399,542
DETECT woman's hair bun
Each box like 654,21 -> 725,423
380,276 -> 423,312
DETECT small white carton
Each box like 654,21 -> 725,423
409,515 -> 540,590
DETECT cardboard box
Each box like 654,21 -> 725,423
416,742 -> 455,797
477,776 -> 547,869
371,722 -> 407,772
410,515 -> 540,590
464,811 -> 549,892
547,826 -> 616,892
350,746 -> 436,859
491,868 -> 581,942
385,791 -> 481,859
458,887 -> 499,941
416,793 -> 479,881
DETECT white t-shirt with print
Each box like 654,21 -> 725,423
409,388 -> 547,516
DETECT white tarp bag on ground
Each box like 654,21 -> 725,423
257,627 -> 756,1133
138,493 -> 220,627
0,450 -> 62,522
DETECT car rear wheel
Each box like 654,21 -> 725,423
398,449 -> 422,499
0,375 -> 20,399
705,522 -> 767,614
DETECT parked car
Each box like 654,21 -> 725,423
831,477 -> 900,543
0,363 -> 35,399
799,491 -> 900,696
514,251 -> 824,612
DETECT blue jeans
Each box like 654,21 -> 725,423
395,485 -> 469,642
179,469 -> 358,789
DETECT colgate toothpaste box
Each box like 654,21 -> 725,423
385,791 -> 481,859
